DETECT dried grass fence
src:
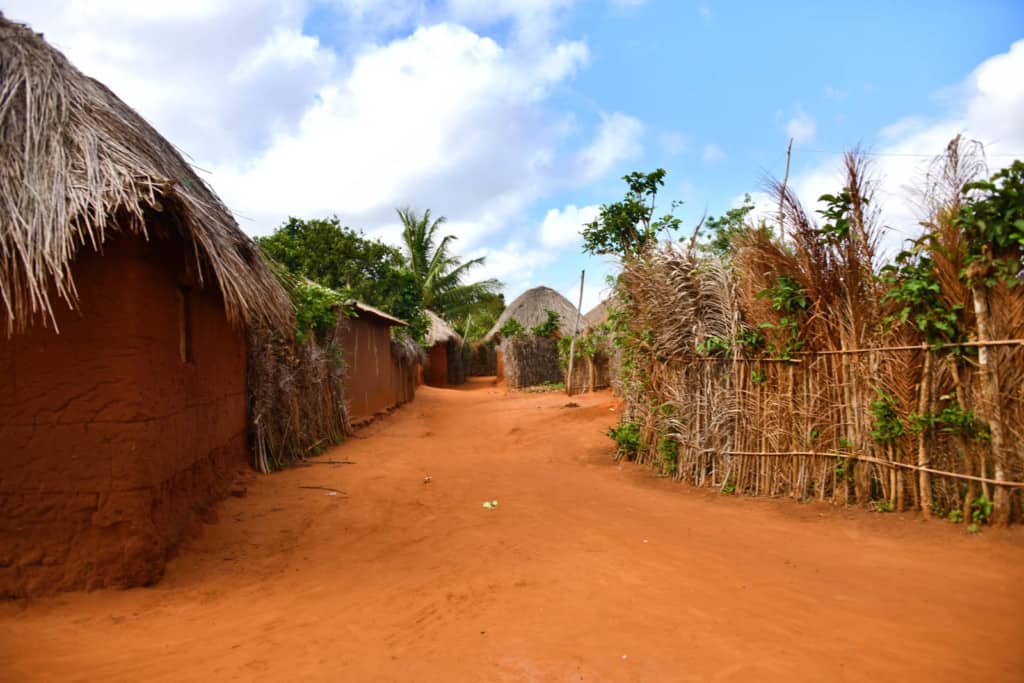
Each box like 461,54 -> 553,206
247,320 -> 353,473
503,336 -> 562,389
615,144 -> 1023,523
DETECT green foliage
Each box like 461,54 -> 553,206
877,499 -> 894,513
530,309 -> 561,338
947,509 -> 964,523
459,293 -> 506,341
881,249 -> 963,344
658,434 -> 679,475
869,388 -> 903,444
256,216 -> 427,340
756,275 -> 808,358
907,403 -> 990,443
970,494 -> 993,525
581,169 -> 682,258
816,190 -> 856,243
499,317 -> 526,339
696,335 -> 730,356
720,478 -> 736,495
608,421 -> 641,459
956,160 -> 1024,287
699,194 -> 768,257
397,207 -> 503,321
290,280 -> 349,346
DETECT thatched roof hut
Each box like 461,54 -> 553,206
485,286 -> 580,341
422,310 -> 464,387
583,299 -> 609,329
0,14 -> 289,334
0,14 -> 291,596
424,309 -> 461,346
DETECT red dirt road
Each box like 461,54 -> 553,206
2,378 -> 1022,681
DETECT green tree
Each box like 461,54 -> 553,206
581,169 -> 682,258
256,216 -> 426,339
699,194 -> 770,257
396,207 -> 502,321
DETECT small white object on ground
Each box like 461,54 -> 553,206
482,500 -> 499,509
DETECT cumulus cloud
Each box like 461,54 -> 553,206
539,204 -> 600,248
574,113 -> 645,183
785,110 -> 817,144
702,143 -> 726,163
6,0 -> 336,164
789,39 -> 1024,256
658,130 -> 689,156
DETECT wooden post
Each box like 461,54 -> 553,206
971,275 -> 1009,524
566,270 -> 585,396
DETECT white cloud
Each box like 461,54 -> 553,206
789,39 -> 1024,258
785,110 -> 817,144
658,130 -> 689,156
698,4 -> 712,23
6,1 -> 335,164
702,143 -> 726,163
539,204 -> 600,248
574,113 -> 645,183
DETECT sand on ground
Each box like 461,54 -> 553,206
1,377 -> 1021,682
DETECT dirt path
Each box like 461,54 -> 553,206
1,378 -> 1022,682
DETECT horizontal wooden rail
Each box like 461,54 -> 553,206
725,450 -> 1024,488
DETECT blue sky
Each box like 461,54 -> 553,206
7,1 -> 1024,311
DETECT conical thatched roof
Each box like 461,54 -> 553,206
0,15 -> 290,334
424,309 -> 461,347
583,299 -> 609,329
485,286 -> 580,341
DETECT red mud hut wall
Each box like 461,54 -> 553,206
422,310 -> 464,388
0,16 -> 290,596
1,233 -> 253,595
338,302 -> 417,424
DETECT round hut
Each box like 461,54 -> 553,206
423,310 -> 463,387
485,286 -> 580,389
0,15 -> 289,596
484,286 -> 580,342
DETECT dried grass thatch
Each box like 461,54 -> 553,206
613,142 -> 1024,522
0,15 -> 290,334
583,300 -> 609,330
485,286 -> 579,341
503,335 -> 562,389
424,309 -> 461,346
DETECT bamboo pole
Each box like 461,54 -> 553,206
971,279 -> 1009,524
917,351 -> 934,517
566,269 -> 585,397
723,450 -> 1024,488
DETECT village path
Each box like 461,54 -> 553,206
1,378 -> 1022,682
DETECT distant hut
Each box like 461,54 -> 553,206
339,302 -> 413,425
485,286 -> 580,389
484,286 -> 579,342
423,310 -> 464,387
583,299 -> 609,330
0,16 -> 290,596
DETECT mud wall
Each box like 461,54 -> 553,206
426,343 -> 448,387
339,316 -> 415,422
0,233 -> 248,596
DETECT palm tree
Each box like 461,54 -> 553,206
396,207 -> 502,320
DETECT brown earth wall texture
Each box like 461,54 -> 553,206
339,317 -> 400,421
426,343 -> 448,387
0,233 -> 248,596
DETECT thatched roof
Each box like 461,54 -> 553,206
352,301 -> 406,327
424,309 -> 461,347
0,15 -> 290,334
484,286 -> 580,341
391,335 -> 427,365
583,300 -> 609,329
